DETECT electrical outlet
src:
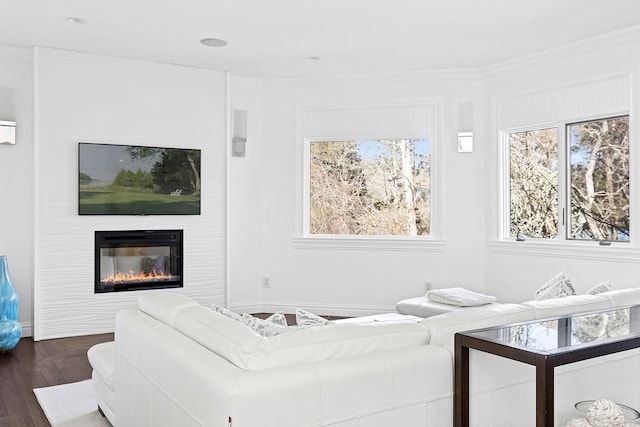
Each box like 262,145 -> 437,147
424,281 -> 433,293
263,277 -> 271,288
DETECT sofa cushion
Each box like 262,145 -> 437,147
248,321 -> 431,370
396,296 -> 464,317
171,304 -> 431,370
597,287 -> 640,307
137,292 -> 199,326
173,305 -> 266,370
421,303 -> 534,351
521,294 -> 612,319
334,312 -> 422,324
87,341 -> 115,391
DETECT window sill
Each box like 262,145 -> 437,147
488,240 -> 640,263
292,236 -> 446,252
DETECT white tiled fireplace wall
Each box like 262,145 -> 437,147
33,47 -> 227,340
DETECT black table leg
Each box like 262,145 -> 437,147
536,356 -> 554,427
455,335 -> 470,427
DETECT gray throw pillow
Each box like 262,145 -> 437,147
534,272 -> 576,300
295,308 -> 330,327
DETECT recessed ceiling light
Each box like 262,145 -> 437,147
66,17 -> 87,24
200,38 -> 228,48
307,56 -> 320,60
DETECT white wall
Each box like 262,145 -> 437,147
229,76 -> 266,309
228,28 -> 640,313
33,48 -> 227,339
229,73 -> 487,316
0,46 -> 34,335
6,27 -> 640,337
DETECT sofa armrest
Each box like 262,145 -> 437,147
521,294 -> 611,319
115,308 -> 242,427
420,303 -> 534,351
598,287 -> 640,307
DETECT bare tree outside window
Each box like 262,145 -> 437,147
569,116 -> 629,241
509,128 -> 558,239
507,116 -> 630,243
309,139 -> 430,236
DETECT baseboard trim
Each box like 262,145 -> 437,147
20,321 -> 33,338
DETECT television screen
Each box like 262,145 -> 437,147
79,142 -> 201,215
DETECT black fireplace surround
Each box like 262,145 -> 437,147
95,229 -> 183,293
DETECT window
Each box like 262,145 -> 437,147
308,139 -> 431,236
568,117 -> 630,241
506,115 -> 629,243
509,128 -> 559,239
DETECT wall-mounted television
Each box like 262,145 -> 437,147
79,142 -> 201,215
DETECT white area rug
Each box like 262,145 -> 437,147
33,379 -> 111,427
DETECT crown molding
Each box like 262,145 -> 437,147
482,25 -> 640,78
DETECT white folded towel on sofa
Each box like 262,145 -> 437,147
426,287 -> 496,307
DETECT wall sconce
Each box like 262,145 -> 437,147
457,102 -> 473,153
0,120 -> 16,145
232,109 -> 247,157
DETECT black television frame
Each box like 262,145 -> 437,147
78,142 -> 201,216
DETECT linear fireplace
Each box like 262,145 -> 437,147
95,229 -> 183,293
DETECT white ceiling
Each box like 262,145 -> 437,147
1,0 -> 640,79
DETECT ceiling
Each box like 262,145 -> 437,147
1,0 -> 640,79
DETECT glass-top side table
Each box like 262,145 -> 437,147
454,305 -> 640,427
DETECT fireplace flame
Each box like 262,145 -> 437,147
101,269 -> 174,284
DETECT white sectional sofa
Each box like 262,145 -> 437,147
96,288 -> 640,427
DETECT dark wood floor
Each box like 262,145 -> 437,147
0,333 -> 114,427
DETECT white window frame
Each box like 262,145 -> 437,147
497,113 -> 634,257
499,122 -> 563,242
293,101 -> 444,252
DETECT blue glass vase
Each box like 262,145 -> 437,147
0,255 -> 21,352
